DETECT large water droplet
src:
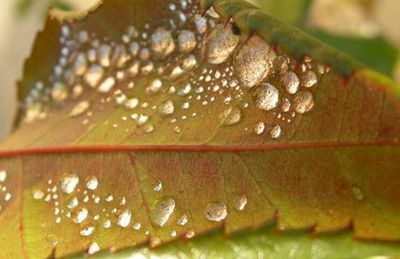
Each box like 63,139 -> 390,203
281,71 -> 300,94
178,30 -> 197,53
151,27 -> 175,59
0,170 -> 7,182
206,24 -> 239,64
204,202 -> 227,222
51,82 -> 68,102
234,35 -> 273,88
254,122 -> 266,135
118,209 -> 131,228
255,83 -> 279,111
233,194 -> 247,211
60,173 -> 79,194
88,242 -> 100,255
293,91 -> 314,114
270,125 -> 282,139
150,197 -> 176,227
98,77 -> 116,93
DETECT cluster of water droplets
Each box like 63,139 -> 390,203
20,0 -> 329,141
0,170 -> 12,212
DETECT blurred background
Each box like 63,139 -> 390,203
0,0 -> 399,141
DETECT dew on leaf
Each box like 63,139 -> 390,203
273,56 -> 289,73
103,219 -> 111,229
146,79 -> 163,95
255,83 -> 279,111
293,91 -> 314,114
4,193 -> 12,201
88,242 -> 100,255
0,170 -> 6,182
234,35 -> 272,88
67,197 -> 78,209
150,197 -> 176,227
281,98 -> 291,112
281,71 -> 300,95
206,24 -> 240,65
80,226 -> 95,237
84,65 -> 104,87
98,77 -> 116,93
233,194 -> 248,211
302,70 -> 318,88
178,30 -> 197,53
152,180 -> 162,192
254,122 -> 266,135
158,100 -> 175,116
221,107 -> 242,126
194,15 -> 207,34
204,202 -> 227,222
60,173 -> 79,194
133,222 -> 141,230
73,52 -> 88,76
151,27 -> 175,59
352,186 -> 364,201
182,54 -> 197,70
68,101 -> 91,118
51,82 -> 68,102
270,125 -> 282,139
86,176 -> 98,190
125,98 -> 139,110
177,83 -> 192,96
98,44 -> 111,67
32,190 -> 44,200
118,209 -> 132,228
176,214 -> 188,226
73,207 -> 89,224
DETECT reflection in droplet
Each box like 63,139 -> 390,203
270,125 -> 282,139
151,27 -> 175,59
86,176 -> 98,190
233,194 -> 247,211
60,173 -> 79,194
150,197 -> 176,227
293,91 -> 314,114
178,30 -> 197,53
254,122 -> 266,135
256,83 -> 279,111
281,71 -> 300,94
152,180 -> 162,192
204,202 -> 227,222
88,242 -> 100,255
118,209 -> 131,228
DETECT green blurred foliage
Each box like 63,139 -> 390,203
16,0 -> 72,17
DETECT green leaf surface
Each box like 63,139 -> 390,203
0,0 -> 399,258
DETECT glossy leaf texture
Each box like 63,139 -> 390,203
0,0 -> 399,258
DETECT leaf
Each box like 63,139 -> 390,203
0,0 -> 399,258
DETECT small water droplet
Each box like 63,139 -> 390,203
255,83 -> 279,111
0,170 -> 7,182
302,70 -> 318,88
281,71 -> 300,95
270,125 -> 282,139
67,197 -> 79,209
177,83 -> 192,96
152,180 -> 162,192
206,24 -> 239,64
221,107 -> 242,126
204,202 -> 227,222
84,65 -> 104,87
69,101 -> 91,118
103,219 -> 111,229
178,30 -> 197,53
352,186 -> 364,201
51,82 -> 68,102
32,190 -> 44,200
158,100 -> 175,116
182,55 -> 197,70
98,44 -> 111,67
98,77 -> 116,93
4,193 -> 12,201
80,226 -> 95,237
146,79 -> 163,95
118,209 -> 131,228
281,98 -> 291,112
176,214 -> 188,226
151,27 -> 175,59
185,230 -> 195,239
254,122 -> 266,135
273,56 -> 289,73
133,222 -> 141,230
60,173 -> 79,194
150,197 -> 176,227
233,194 -> 247,211
194,15 -> 207,34
293,91 -> 314,114
73,52 -> 88,76
88,242 -> 100,255
86,176 -> 98,190
73,207 -> 88,224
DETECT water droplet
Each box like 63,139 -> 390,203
293,91 -> 314,114
177,83 -> 192,96
86,176 -> 98,190
273,56 -> 289,73
146,79 -> 162,95
150,197 -> 176,227
118,209 -> 131,228
270,125 -> 282,139
281,98 -> 291,112
254,122 -> 266,135
32,190 -> 44,200
221,107 -> 242,126
60,173 -> 79,194
74,207 -> 88,224
4,193 -> 12,201
352,186 -> 364,201
178,30 -> 197,53
204,202 -> 227,222
185,230 -> 195,239
176,214 -> 188,226
88,242 -> 100,255
194,15 -> 207,34
206,24 -> 239,64
281,71 -> 300,94
0,170 -> 6,182
125,98 -> 139,110
233,194 -> 247,211
158,100 -> 175,116
152,180 -> 162,192
73,52 -> 88,76
302,70 -> 318,88
80,226 -> 95,237
234,35 -> 272,88
151,27 -> 175,59
67,197 -> 78,209
84,65 -> 104,87
103,219 -> 111,229
98,77 -> 116,93
133,222 -> 141,230
69,101 -> 91,117
170,230 -> 177,237
255,83 -> 279,111
51,82 -> 68,102
98,44 -> 111,67
182,54 -> 197,70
